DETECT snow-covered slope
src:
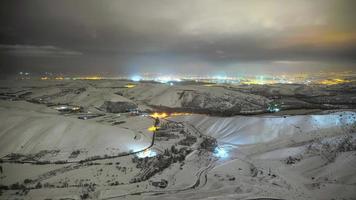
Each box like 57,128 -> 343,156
122,83 -> 270,114
172,112 -> 356,145
0,100 -> 151,161
0,80 -> 136,110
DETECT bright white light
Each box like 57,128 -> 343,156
155,76 -> 170,83
155,76 -> 181,84
136,149 -> 157,158
131,75 -> 142,82
214,147 -> 228,158
213,75 -> 227,80
53,105 -> 68,110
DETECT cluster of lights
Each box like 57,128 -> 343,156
318,79 -> 350,85
40,76 -> 65,80
73,76 -> 102,80
154,76 -> 181,84
170,112 -> 192,116
267,103 -> 281,113
19,72 -> 30,76
149,112 -> 191,119
130,75 -> 182,84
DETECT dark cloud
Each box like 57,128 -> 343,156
0,44 -> 83,57
0,0 -> 355,76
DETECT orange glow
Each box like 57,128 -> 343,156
170,112 -> 192,116
150,112 -> 168,119
125,84 -> 136,88
73,76 -> 102,80
149,112 -> 191,118
318,79 -> 350,85
148,126 -> 158,132
281,29 -> 356,48
240,79 -> 280,85
40,77 -> 49,80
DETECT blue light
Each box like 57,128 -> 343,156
213,75 -> 227,80
131,75 -> 142,82
214,147 -> 228,158
136,149 -> 157,158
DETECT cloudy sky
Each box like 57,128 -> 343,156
0,0 -> 355,76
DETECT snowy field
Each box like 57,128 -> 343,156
0,79 -> 355,199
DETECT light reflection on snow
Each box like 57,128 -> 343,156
136,149 -> 157,158
214,147 -> 228,158
310,112 -> 356,127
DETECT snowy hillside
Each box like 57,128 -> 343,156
121,83 -> 270,115
0,100 -> 152,162
0,79 -> 355,200
172,112 -> 356,145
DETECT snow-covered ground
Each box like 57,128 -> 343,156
0,79 -> 355,199
0,100 -> 153,162
172,112 -> 355,145
169,113 -> 356,200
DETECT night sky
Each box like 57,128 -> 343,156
1,0 -> 356,76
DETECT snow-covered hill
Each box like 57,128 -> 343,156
0,100 -> 152,162
121,83 -> 270,115
172,112 -> 356,145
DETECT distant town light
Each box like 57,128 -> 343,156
125,84 -> 136,88
73,76 -> 102,80
170,112 -> 191,116
155,76 -> 181,83
319,78 -> 350,85
213,75 -> 227,80
131,75 -> 142,82
267,102 -> 281,113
